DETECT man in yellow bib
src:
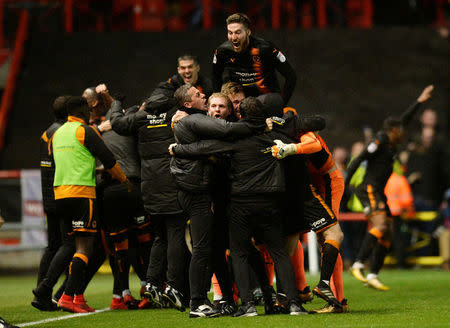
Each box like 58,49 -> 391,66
51,96 -> 130,313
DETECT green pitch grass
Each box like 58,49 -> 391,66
1,269 -> 449,327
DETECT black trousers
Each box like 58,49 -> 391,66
37,210 -> 63,285
229,195 -> 298,304
178,190 -> 214,304
146,213 -> 189,294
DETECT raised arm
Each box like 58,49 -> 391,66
110,100 -> 141,136
400,84 -> 434,126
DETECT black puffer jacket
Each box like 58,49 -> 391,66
110,100 -> 182,215
170,109 -> 265,192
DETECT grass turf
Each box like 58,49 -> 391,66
1,269 -> 449,327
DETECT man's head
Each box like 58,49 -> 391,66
239,97 -> 264,119
66,96 -> 90,123
257,93 -> 284,117
82,87 -> 106,123
207,93 -> 232,119
420,108 -> 437,129
383,116 -> 404,144
226,13 -> 251,53
332,146 -> 348,170
221,82 -> 245,119
52,95 -> 71,121
174,84 -> 207,111
82,87 -> 100,109
177,54 -> 200,85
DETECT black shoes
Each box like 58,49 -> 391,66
288,300 -> 308,315
232,301 -> 257,317
189,302 -> 221,318
215,300 -> 237,315
143,283 -> 164,308
31,285 -> 58,312
313,282 -> 342,309
162,285 -> 186,312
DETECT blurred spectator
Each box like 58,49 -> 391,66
420,108 -> 438,130
406,112 -> 450,256
384,153 -> 415,268
332,146 -> 349,176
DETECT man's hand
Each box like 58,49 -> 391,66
417,85 -> 434,103
271,139 -> 297,159
265,118 -> 273,132
172,110 -> 188,124
98,120 -> 112,133
138,102 -> 146,111
95,83 -> 108,94
168,143 -> 177,156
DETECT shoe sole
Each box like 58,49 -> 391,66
189,312 -> 221,318
31,300 -> 58,312
366,282 -> 389,291
290,311 -> 308,315
162,294 -> 186,312
350,269 -> 368,283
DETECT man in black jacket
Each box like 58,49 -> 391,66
107,85 -> 190,312
212,13 -> 296,105
170,85 -> 266,318
171,97 -> 305,316
32,95 -> 75,312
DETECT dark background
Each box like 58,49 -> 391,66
0,25 -> 448,169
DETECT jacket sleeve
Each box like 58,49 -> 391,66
270,45 -> 297,105
212,49 -> 226,92
400,101 -> 421,126
173,139 -> 233,158
185,115 -> 263,140
110,100 -> 138,136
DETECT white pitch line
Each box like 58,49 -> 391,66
17,308 -> 110,327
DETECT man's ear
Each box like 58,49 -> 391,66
90,100 -> 99,108
247,29 -> 251,37
184,101 -> 192,108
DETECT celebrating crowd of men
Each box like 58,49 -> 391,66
30,12 -> 433,319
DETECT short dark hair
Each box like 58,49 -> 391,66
383,116 -> 402,132
239,97 -> 264,118
221,82 -> 244,96
177,54 -> 199,66
52,95 -> 70,120
226,13 -> 251,29
174,84 -> 193,108
66,96 -> 89,117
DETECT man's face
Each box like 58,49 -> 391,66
228,92 -> 245,119
177,59 -> 200,85
227,23 -> 250,53
186,86 -> 207,111
390,126 -> 404,144
207,96 -> 231,119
